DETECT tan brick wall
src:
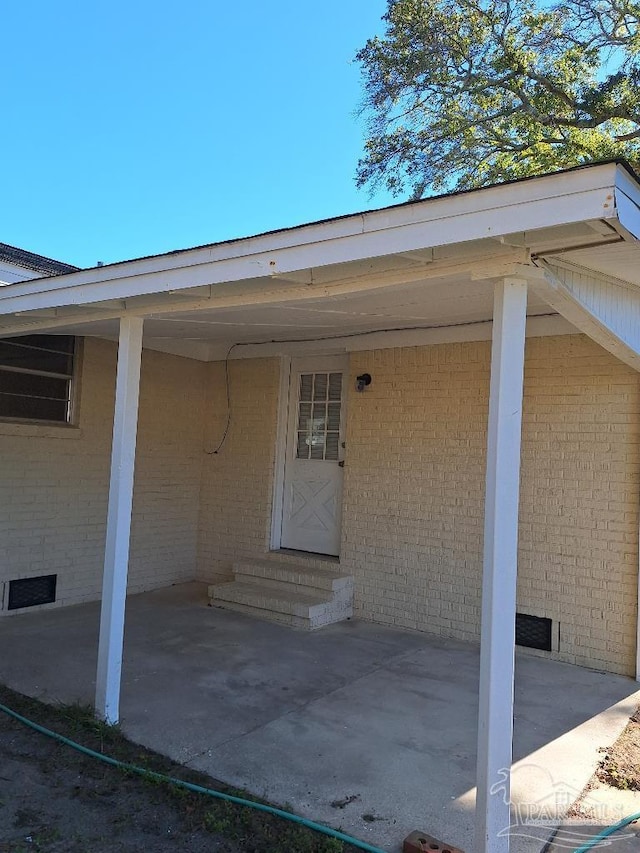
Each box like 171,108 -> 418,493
0,337 -> 207,613
129,345 -> 207,595
196,357 -> 280,584
3,333 -> 638,676
343,335 -> 640,676
518,335 -> 640,674
343,342 -> 489,641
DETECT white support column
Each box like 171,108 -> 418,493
475,278 -> 528,853
95,316 -> 144,724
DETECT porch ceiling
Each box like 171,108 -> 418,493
14,268 -> 560,358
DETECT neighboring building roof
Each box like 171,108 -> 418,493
0,243 -> 79,276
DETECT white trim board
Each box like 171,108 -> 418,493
270,355 -> 292,551
204,315 -> 578,361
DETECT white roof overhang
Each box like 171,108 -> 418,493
1,162 -> 639,360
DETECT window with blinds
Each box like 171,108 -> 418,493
0,335 -> 77,424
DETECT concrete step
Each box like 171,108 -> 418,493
233,558 -> 353,597
210,581 -> 347,628
209,598 -> 315,629
207,558 -> 354,630
212,581 -> 328,614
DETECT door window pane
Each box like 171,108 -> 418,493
325,433 -> 339,461
327,403 -> 341,431
328,373 -> 342,400
299,374 -> 313,402
313,373 -> 327,401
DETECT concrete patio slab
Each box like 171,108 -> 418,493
0,582 -> 638,853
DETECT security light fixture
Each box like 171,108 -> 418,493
356,373 -> 372,392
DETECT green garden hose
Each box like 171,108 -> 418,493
1,699 -> 639,853
0,700 -> 388,853
569,811 -> 640,852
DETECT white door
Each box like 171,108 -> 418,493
280,356 -> 347,556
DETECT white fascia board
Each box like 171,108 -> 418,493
614,164 -> 640,241
0,163 -> 623,316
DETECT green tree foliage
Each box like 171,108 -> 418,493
356,0 -> 640,197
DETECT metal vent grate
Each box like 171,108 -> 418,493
516,612 -> 552,651
8,575 -> 57,610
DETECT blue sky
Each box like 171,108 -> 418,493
3,1 -> 395,268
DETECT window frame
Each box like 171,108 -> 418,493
0,335 -> 82,427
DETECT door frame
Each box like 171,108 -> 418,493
270,353 -> 348,553
270,355 -> 292,551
